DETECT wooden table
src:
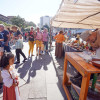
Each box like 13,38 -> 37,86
63,52 -> 100,100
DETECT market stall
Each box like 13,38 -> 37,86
51,0 -> 100,99
63,52 -> 100,100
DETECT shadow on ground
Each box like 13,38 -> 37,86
15,53 -> 52,83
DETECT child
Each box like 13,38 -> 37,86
12,25 -> 27,64
1,53 -> 21,100
14,33 -> 27,64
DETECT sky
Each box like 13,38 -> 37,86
0,0 -> 61,25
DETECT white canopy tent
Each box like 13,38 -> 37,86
51,0 -> 100,29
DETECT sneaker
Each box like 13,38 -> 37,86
28,55 -> 30,58
23,58 -> 27,62
14,61 -> 20,64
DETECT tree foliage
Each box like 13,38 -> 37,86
11,16 -> 36,29
11,16 -> 25,28
41,24 -> 50,32
0,21 -> 11,27
25,21 -> 36,27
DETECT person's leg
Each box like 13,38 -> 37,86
55,43 -> 58,57
46,42 -> 48,52
36,40 -> 39,55
31,41 -> 34,55
4,46 -> 11,52
41,42 -> 44,53
25,36 -> 26,40
58,43 -> 63,58
19,49 -> 26,59
28,41 -> 32,56
39,41 -> 42,55
16,49 -> 20,62
43,42 -> 46,51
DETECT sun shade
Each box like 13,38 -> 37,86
51,0 -> 100,29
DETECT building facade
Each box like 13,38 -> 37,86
0,14 -> 9,23
0,14 -> 14,24
40,16 -> 51,28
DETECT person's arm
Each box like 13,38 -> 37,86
18,34 -> 22,39
63,35 -> 65,41
28,32 -> 33,38
90,30 -> 100,49
0,39 -> 4,41
34,32 -> 36,39
5,32 -> 10,46
1,71 -> 14,88
53,34 -> 57,40
90,41 -> 99,49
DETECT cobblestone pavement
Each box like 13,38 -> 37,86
0,42 -> 67,100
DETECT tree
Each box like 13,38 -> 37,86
0,21 -> 11,27
26,21 -> 36,27
11,15 -> 25,28
41,24 -> 50,32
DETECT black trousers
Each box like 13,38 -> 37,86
16,49 -> 26,62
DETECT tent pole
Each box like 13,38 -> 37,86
49,25 -> 52,51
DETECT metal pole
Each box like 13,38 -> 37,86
49,25 -> 52,51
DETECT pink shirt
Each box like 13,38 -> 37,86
36,32 -> 42,40
42,32 -> 48,42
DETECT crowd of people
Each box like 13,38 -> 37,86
1,22 -> 100,99
0,24 -> 50,62
0,24 -> 50,100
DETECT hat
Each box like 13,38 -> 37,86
80,30 -> 92,41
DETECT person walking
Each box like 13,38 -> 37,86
28,27 -> 35,57
42,28 -> 49,53
36,28 -> 43,56
54,31 -> 65,58
12,26 -> 27,64
0,24 -> 10,52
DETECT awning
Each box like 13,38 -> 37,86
51,0 -> 100,29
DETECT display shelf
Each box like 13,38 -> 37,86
63,52 -> 100,100
63,83 -> 100,100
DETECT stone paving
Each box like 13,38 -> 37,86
0,42 -> 67,100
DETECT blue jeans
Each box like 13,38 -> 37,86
43,41 -> 48,51
4,46 -> 11,52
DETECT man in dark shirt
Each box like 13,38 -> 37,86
0,33 -> 4,47
0,32 -> 4,57
0,24 -> 10,52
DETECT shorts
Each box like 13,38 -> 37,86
36,40 -> 42,48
